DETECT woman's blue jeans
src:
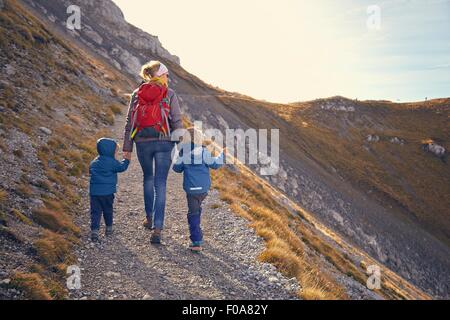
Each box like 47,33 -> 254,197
136,140 -> 175,230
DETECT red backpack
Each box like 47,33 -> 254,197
130,83 -> 171,139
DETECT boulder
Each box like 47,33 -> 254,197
423,142 -> 446,158
39,127 -> 52,135
390,137 -> 404,145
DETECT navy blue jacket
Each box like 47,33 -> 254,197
89,138 -> 130,196
172,143 -> 224,195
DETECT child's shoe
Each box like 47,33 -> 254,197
189,242 -> 203,253
150,229 -> 162,244
143,217 -> 153,230
105,226 -> 114,237
91,230 -> 100,242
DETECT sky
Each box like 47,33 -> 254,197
112,0 -> 450,103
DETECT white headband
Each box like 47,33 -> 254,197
155,63 -> 169,77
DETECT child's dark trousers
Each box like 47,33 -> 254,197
187,193 -> 207,243
90,194 -> 115,231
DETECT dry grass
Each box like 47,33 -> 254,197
219,192 -> 235,204
0,137 -> 7,152
300,288 -> 329,300
36,179 -> 53,192
45,169 -> 66,185
34,230 -> 74,269
67,114 -> 82,125
11,208 -> 33,225
298,224 -> 366,285
16,183 -> 34,198
211,167 -> 347,300
0,225 -> 24,243
10,272 -> 52,300
210,203 -> 221,209
109,104 -> 123,115
42,277 -> 67,300
11,117 -> 32,135
32,207 -> 80,235
0,211 -> 7,226
63,149 -> 88,177
0,189 -> 7,204
42,198 -> 65,211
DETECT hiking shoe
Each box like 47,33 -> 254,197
105,226 -> 114,237
150,229 -> 162,245
91,230 -> 100,242
189,242 -> 203,253
143,217 -> 154,230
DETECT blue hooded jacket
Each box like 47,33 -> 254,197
89,138 -> 130,196
173,143 -> 225,195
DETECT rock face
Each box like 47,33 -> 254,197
23,0 -> 180,78
320,97 -> 357,112
390,137 -> 404,145
423,141 -> 446,158
367,135 -> 380,143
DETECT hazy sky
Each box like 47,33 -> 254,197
113,0 -> 450,103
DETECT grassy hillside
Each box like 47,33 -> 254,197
210,162 -> 429,300
281,97 -> 449,243
216,95 -> 449,245
0,0 -> 132,299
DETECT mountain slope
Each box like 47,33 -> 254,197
3,0 -> 448,299
0,0 -> 133,299
279,96 -> 449,244
190,93 -> 450,298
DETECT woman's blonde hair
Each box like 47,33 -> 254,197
140,60 -> 161,81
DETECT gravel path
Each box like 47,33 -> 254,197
69,116 -> 299,300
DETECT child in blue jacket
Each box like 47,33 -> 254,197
89,138 -> 130,242
173,129 -> 226,252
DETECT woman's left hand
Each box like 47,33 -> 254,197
123,152 -> 132,160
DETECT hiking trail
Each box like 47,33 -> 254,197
69,115 -> 299,300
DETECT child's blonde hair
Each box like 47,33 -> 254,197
182,127 -> 218,155
182,127 -> 204,145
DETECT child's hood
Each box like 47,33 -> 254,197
97,138 -> 117,158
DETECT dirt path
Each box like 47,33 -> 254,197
69,116 -> 299,300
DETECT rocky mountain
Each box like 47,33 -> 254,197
23,0 -> 179,75
1,0 -> 448,299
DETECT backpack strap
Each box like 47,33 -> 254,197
158,94 -> 171,138
129,90 -> 140,141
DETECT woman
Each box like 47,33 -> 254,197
123,60 -> 183,244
